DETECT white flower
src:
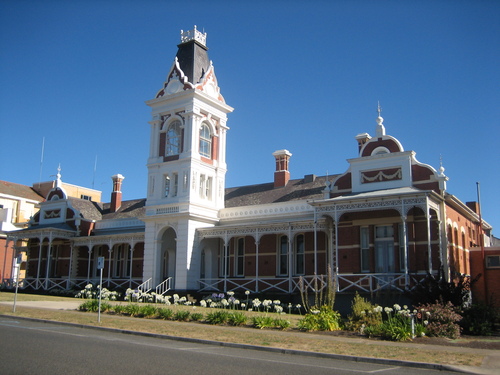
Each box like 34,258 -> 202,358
200,300 -> 207,308
245,290 -> 250,295
393,304 -> 401,311
227,291 -> 235,296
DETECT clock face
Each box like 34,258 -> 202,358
166,77 -> 182,95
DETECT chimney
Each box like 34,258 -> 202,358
273,150 -> 292,188
355,133 -> 371,155
110,174 -> 125,212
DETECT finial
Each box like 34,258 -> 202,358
55,164 -> 62,187
375,102 -> 385,137
439,155 -> 445,176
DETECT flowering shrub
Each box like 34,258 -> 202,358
415,301 -> 462,339
298,305 -> 342,331
345,292 -> 382,332
75,284 -> 120,301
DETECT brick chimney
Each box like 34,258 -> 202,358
355,133 -> 371,155
273,150 -> 292,188
110,174 -> 125,212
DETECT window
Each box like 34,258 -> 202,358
278,235 -> 288,276
235,238 -> 245,276
199,123 -> 212,158
360,227 -> 370,272
164,175 -> 170,197
220,243 -> 229,277
206,177 -> 212,200
80,194 -> 92,201
166,120 -> 181,156
183,171 -> 189,192
294,234 -> 305,275
172,173 -> 178,197
199,174 -> 205,198
114,244 -> 130,278
486,255 -> 500,268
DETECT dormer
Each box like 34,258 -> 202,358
330,107 -> 447,197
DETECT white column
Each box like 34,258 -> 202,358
401,215 -> 409,286
255,228 -> 259,293
426,211 -> 433,273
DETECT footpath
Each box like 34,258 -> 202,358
1,300 -> 499,375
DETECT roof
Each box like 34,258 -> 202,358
102,198 -> 147,220
0,180 -> 44,201
68,197 -> 103,221
224,175 -> 332,208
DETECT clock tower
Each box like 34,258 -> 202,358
142,27 -> 233,291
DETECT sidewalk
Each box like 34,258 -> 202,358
2,300 -> 499,375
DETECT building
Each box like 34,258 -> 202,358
6,27 -> 493,303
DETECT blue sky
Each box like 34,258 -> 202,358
1,0 -> 498,236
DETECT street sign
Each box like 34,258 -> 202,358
97,257 -> 105,270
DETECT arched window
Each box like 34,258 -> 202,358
199,123 -> 212,158
166,120 -> 181,156
164,175 -> 170,197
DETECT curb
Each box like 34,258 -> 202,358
0,314 -> 480,374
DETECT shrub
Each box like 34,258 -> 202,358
206,310 -> 230,325
252,315 -> 275,329
273,318 -> 291,330
416,301 -> 462,339
345,292 -> 382,332
111,304 -> 126,315
140,305 -> 158,318
78,300 -> 111,312
228,312 -> 247,326
123,303 -> 142,317
157,307 -> 174,320
173,310 -> 190,321
460,303 -> 499,336
190,312 -> 204,322
406,267 -> 479,308
298,305 -> 342,331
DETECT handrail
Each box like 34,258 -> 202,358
137,278 -> 152,293
155,277 -> 172,296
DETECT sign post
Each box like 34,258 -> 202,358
97,256 -> 104,323
13,254 -> 23,313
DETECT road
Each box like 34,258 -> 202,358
0,317 -> 459,375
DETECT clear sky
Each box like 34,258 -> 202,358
1,0 -> 498,236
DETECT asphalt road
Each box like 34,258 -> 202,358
0,317 -> 460,375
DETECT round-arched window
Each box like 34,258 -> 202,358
199,123 -> 212,158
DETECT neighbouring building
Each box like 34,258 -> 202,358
6,27 -> 494,304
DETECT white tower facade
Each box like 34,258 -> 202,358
142,27 -> 233,291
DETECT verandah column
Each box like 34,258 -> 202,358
255,228 -> 259,293
129,243 -> 135,289
426,210 -> 433,274
401,214 -> 409,286
36,236 -> 43,289
66,243 -> 74,290
288,225 -> 292,293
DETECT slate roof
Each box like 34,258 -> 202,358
67,197 -> 147,221
101,198 -> 146,220
0,180 -> 44,201
224,175 -> 333,208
